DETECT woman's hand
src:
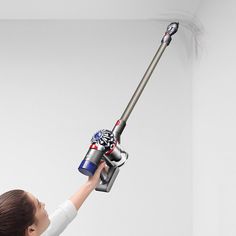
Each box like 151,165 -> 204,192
86,161 -> 107,190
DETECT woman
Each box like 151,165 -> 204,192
0,161 -> 106,236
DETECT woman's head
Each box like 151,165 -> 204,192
0,190 -> 50,236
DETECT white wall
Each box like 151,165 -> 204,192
193,1 -> 236,235
0,20 -> 193,236
0,0 -> 202,20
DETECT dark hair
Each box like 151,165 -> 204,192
0,189 -> 36,236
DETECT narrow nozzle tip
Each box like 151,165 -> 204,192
167,22 -> 179,36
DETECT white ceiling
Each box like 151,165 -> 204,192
0,0 -> 202,19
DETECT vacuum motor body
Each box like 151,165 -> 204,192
79,129 -> 128,176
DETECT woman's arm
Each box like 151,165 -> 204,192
69,161 -> 106,210
42,161 -> 106,236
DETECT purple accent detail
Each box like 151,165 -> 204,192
78,160 -> 97,176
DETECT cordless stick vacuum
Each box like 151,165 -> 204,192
78,22 -> 179,192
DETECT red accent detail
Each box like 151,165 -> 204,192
115,120 -> 121,126
90,144 -> 98,150
105,141 -> 117,155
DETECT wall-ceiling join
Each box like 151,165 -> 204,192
0,0 -> 202,20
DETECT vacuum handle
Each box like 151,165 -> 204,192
100,169 -> 108,182
95,155 -> 119,192
96,166 -> 120,192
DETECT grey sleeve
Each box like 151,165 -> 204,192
42,200 -> 78,236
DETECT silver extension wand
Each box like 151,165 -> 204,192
78,22 -> 179,192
